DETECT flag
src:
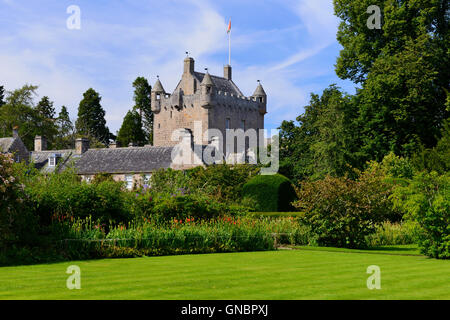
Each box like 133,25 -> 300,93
227,19 -> 231,34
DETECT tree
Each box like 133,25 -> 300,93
54,106 -> 75,149
0,84 -> 41,149
334,0 -> 449,159
35,96 -> 58,149
0,86 -> 5,107
116,110 -> 146,147
278,85 -> 360,182
75,88 -> 111,145
132,77 -> 153,144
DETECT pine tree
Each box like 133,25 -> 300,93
132,77 -> 153,145
54,106 -> 74,149
75,88 -> 111,145
116,110 -> 146,147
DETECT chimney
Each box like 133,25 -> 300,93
12,126 -> 19,138
34,136 -> 47,152
224,65 -> 232,80
183,57 -> 195,74
75,138 -> 89,154
128,142 -> 137,147
110,142 -> 118,149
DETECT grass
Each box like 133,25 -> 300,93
0,246 -> 448,300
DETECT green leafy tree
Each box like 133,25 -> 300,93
278,85 -> 360,182
132,77 -> 153,144
75,88 -> 111,145
0,84 -> 41,149
116,110 -> 146,147
334,0 -> 449,159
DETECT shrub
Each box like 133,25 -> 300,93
25,169 -> 132,224
293,171 -> 393,248
0,154 -> 37,248
366,221 -> 417,246
242,174 -> 297,212
392,171 -> 449,259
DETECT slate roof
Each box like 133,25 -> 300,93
31,150 -> 80,173
193,72 -> 244,97
0,137 -> 14,152
74,146 -> 174,175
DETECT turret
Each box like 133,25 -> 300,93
200,69 -> 214,109
151,76 -> 165,114
252,80 -> 267,115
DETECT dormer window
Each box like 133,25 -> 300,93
48,153 -> 61,167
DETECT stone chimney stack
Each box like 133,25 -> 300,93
34,136 -> 47,152
75,138 -> 89,154
224,65 -> 232,80
12,126 -> 19,138
183,57 -> 195,74
110,142 -> 118,149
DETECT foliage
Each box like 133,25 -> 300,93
334,0 -> 449,159
54,106 -> 75,149
392,171 -> 449,259
242,174 -> 297,212
0,85 -> 41,149
0,154 -> 37,249
0,85 -> 5,107
75,88 -> 112,145
293,167 -> 397,248
116,110 -> 146,147
34,96 -> 58,149
278,85 -> 361,181
132,77 -> 153,144
366,221 -> 417,247
23,169 -> 132,225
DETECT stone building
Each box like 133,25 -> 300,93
0,127 -> 29,163
27,56 -> 267,187
151,56 -> 266,158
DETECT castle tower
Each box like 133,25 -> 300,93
252,81 -> 267,116
151,77 -> 165,114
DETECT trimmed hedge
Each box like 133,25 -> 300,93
242,174 -> 297,212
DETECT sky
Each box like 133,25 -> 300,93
0,0 -> 356,134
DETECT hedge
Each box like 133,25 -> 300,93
242,174 -> 297,212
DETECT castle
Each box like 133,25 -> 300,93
151,56 -> 267,155
1,56 -> 268,188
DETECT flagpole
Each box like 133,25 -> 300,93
228,29 -> 231,65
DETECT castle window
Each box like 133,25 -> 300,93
241,120 -> 246,131
158,123 -> 161,129
156,94 -> 161,100
170,111 -> 173,118
206,86 -> 211,94
226,118 -> 231,130
258,97 -> 263,103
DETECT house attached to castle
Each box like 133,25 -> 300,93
3,56 -> 267,189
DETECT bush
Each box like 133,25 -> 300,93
366,221 -> 417,246
242,174 -> 297,212
293,170 -> 393,248
25,169 -> 132,224
0,154 -> 37,248
392,171 -> 449,259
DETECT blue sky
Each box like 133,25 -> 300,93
0,0 -> 356,134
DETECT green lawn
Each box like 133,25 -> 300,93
0,246 -> 448,300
